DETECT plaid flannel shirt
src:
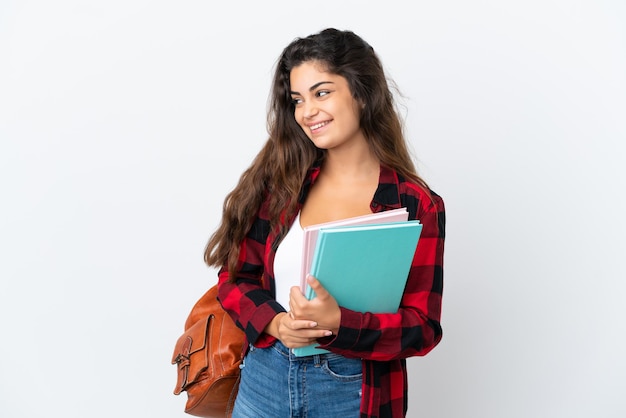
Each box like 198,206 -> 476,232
217,163 -> 445,418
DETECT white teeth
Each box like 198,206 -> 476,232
310,121 -> 328,130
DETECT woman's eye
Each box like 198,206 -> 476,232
316,90 -> 330,98
291,97 -> 303,105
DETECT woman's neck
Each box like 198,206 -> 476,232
322,146 -> 380,183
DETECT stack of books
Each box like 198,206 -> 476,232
294,208 -> 423,356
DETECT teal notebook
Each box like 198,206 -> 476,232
299,208 -> 409,293
292,220 -> 423,356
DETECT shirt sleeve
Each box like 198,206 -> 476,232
216,212 -> 286,347
317,189 -> 445,361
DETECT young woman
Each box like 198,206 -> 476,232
204,28 -> 445,418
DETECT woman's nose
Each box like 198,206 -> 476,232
302,101 -> 319,118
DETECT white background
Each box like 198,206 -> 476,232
1,1 -> 625,417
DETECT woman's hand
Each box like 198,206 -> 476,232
264,276 -> 341,348
289,275 -> 341,335
265,311 -> 332,349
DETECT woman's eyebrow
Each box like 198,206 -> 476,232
290,81 -> 334,95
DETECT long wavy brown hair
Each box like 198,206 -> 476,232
204,28 -> 429,275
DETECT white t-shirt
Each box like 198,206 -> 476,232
273,213 -> 304,310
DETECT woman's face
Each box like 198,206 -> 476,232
289,61 -> 365,151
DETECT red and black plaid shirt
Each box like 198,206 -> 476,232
217,163 -> 445,418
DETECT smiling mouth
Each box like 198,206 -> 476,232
309,121 -> 330,131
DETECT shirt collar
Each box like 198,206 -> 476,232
371,165 -> 402,211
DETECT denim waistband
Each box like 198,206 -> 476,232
269,340 -> 355,364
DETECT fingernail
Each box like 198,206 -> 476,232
310,322 -> 318,327
324,331 -> 332,336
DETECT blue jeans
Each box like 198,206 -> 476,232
232,341 -> 362,418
